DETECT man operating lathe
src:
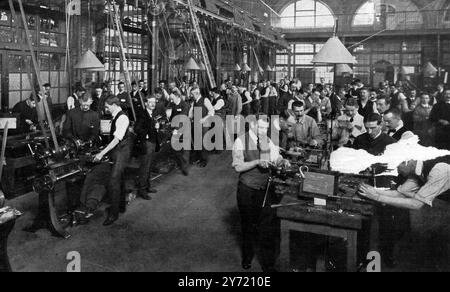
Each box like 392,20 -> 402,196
233,116 -> 289,272
359,156 -> 450,210
94,96 -> 132,226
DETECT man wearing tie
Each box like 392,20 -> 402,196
286,101 -> 323,149
232,116 -> 286,272
383,108 -> 414,141
134,96 -> 159,200
94,96 -> 131,226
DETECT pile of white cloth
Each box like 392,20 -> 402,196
0,207 -> 22,224
331,135 -> 450,176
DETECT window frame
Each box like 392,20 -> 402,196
279,0 -> 335,29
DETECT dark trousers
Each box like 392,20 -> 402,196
237,182 -> 279,271
378,206 -> 410,262
268,96 -> 278,116
109,144 -> 131,217
80,163 -> 112,211
66,179 -> 83,212
190,125 -> 208,164
159,142 -> 187,171
261,97 -> 269,115
138,141 -> 157,191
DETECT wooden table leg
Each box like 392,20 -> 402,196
279,220 -> 291,272
346,230 -> 358,272
0,220 -> 15,272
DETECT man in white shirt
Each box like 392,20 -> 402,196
67,85 -> 86,111
383,108 -> 414,141
189,86 -> 215,167
333,98 -> 366,147
233,117 -> 286,272
359,156 -> 450,210
159,80 -> 171,101
95,96 -> 131,226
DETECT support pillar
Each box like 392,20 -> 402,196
149,14 -> 159,93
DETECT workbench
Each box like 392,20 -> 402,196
274,174 -> 375,272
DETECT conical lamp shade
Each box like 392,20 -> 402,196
184,57 -> 201,71
234,64 -> 242,71
198,61 -> 206,71
423,62 -> 438,77
74,49 -> 105,71
266,65 -> 273,72
242,63 -> 252,72
312,37 -> 356,64
400,66 -> 408,75
335,64 -> 353,75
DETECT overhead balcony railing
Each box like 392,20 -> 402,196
273,10 -> 450,34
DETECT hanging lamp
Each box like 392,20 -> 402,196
241,63 -> 252,72
74,49 -> 105,71
198,61 -> 206,71
234,64 -> 242,71
312,37 -> 356,65
400,66 -> 408,75
423,62 -> 438,78
334,64 -> 353,75
184,57 -> 201,71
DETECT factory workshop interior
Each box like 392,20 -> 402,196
1,0 -> 450,273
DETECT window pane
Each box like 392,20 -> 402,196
282,3 -> 295,17
353,2 -> 376,26
9,91 -> 21,106
297,0 -> 315,11
280,0 -> 334,28
295,44 -> 314,53
50,88 -> 59,104
295,55 -> 314,65
9,74 -> 21,91
22,74 -> 32,90
40,72 -> 50,84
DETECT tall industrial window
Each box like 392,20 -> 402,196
353,0 -> 423,28
0,8 -> 67,108
275,43 -> 333,84
104,3 -> 149,95
279,0 -> 335,28
445,5 -> 450,22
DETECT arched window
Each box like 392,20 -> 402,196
353,0 -> 423,28
445,5 -> 450,22
280,0 -> 335,28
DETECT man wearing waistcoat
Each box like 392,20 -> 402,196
189,86 -> 215,167
134,96 -> 159,200
383,108 -> 414,141
359,156 -> 450,210
232,116 -> 285,272
94,96 -> 131,226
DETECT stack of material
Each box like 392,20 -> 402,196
331,135 -> 450,176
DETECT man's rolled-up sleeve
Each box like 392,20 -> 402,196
397,178 -> 421,198
415,164 -> 450,206
113,115 -> 129,141
232,138 -> 245,168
